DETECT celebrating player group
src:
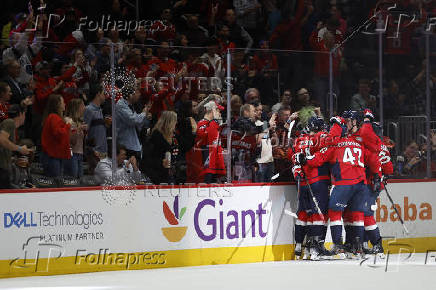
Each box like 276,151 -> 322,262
289,108 -> 393,260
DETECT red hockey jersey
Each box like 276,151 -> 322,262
357,122 -> 382,153
289,131 -> 330,185
306,136 -> 368,186
187,119 -> 226,182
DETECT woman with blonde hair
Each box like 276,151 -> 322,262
64,98 -> 87,178
140,111 -> 177,184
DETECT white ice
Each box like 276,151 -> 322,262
0,253 -> 435,290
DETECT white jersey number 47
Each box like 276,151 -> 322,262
343,147 -> 364,167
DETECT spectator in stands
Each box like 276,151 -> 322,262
71,48 -> 95,98
256,109 -> 277,182
3,31 -> 42,86
231,102 -> 275,182
232,103 -> 257,135
63,99 -> 87,178
40,94 -> 72,178
216,23 -> 236,55
233,0 -> 262,42
310,19 -> 342,112
384,80 -> 411,120
84,84 -> 108,174
350,79 -> 377,111
244,88 -> 261,103
140,111 -> 178,185
253,40 -> 278,106
0,104 -> 31,189
33,60 -> 77,117
94,38 -> 112,75
175,100 -> 197,184
94,143 -> 141,185
270,0 -> 311,89
330,4 -> 347,35
231,94 -> 243,122
108,28 -> 125,60
271,106 -> 294,181
3,60 -> 26,105
200,37 -> 225,79
401,140 -> 423,176
0,82 -> 12,122
151,9 -> 176,44
214,8 -> 253,53
188,101 -> 225,183
271,89 -> 292,114
10,138 -> 35,189
292,87 -> 312,112
115,85 -> 150,159
182,15 -> 209,47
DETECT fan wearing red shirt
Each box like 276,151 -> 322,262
41,95 -> 72,178
33,61 -> 77,115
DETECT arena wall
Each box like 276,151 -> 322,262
0,180 -> 435,278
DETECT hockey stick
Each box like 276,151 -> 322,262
284,177 -> 300,218
301,168 -> 325,220
271,165 -> 292,181
383,181 -> 409,235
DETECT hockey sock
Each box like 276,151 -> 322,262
351,211 -> 364,242
295,211 -> 309,244
321,225 -> 327,240
345,225 -> 354,245
310,213 -> 325,238
364,215 -> 381,246
328,209 -> 343,244
343,210 -> 353,244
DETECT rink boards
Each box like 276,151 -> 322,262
0,180 -> 435,278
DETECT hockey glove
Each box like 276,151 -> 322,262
363,109 -> 374,122
329,116 -> 345,126
293,152 -> 307,165
292,165 -> 303,181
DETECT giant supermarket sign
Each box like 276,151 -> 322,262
0,181 -> 435,278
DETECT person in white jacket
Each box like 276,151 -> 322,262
94,143 -> 142,185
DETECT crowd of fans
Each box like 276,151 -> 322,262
0,0 -> 434,188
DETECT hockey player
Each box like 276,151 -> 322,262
361,118 -> 394,256
339,110 -> 382,258
290,116 -> 331,260
294,114 -> 372,258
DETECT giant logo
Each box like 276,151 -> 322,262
161,196 -> 187,242
194,199 -> 267,241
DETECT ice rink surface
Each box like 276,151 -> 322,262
0,253 -> 435,290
